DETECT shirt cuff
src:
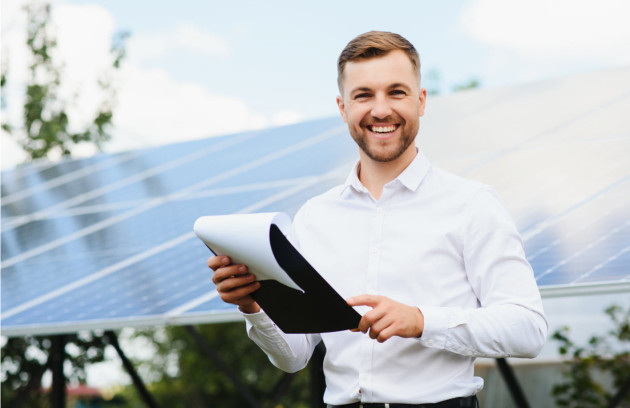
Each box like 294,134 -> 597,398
241,309 -> 279,331
417,305 -> 451,349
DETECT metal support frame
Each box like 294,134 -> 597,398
184,325 -> 310,407
184,325 -> 264,408
269,372 -> 299,406
105,330 -> 160,408
496,358 -> 530,408
50,335 -> 66,408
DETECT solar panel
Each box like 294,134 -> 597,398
2,68 -> 630,337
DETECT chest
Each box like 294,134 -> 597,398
297,199 -> 472,306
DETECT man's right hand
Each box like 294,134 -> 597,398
208,255 -> 261,314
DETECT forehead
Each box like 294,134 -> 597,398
342,50 -> 419,92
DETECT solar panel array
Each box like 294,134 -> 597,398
2,67 -> 630,337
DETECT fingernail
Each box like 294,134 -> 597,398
239,266 -> 246,272
222,257 -> 229,264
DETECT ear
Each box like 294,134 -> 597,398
417,88 -> 427,117
336,95 -> 348,123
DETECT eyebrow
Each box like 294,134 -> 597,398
389,83 -> 412,91
350,87 -> 373,95
350,83 -> 413,96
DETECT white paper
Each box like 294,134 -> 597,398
193,212 -> 303,291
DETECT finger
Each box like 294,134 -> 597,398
211,264 -> 249,285
357,308 -> 385,333
219,281 -> 261,304
216,272 -> 257,292
375,326 -> 395,343
357,317 -> 370,333
363,308 -> 395,338
347,294 -> 381,307
207,255 -> 231,271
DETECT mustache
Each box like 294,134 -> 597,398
360,115 -> 403,126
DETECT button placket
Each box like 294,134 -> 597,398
357,202 -> 385,400
366,204 -> 385,294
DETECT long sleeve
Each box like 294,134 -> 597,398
241,154 -> 550,403
418,187 -> 548,358
242,310 -> 322,373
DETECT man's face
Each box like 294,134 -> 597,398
337,50 -> 426,164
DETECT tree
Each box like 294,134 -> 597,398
552,304 -> 630,407
1,1 -> 127,161
1,2 -> 128,406
452,78 -> 481,92
120,323 -> 314,408
420,71 -> 481,96
1,332 -> 110,408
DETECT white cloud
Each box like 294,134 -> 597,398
272,110 -> 304,127
53,3 -> 118,131
1,1 -> 115,167
0,2 -> 287,169
127,22 -> 230,62
111,64 -> 269,150
460,0 -> 630,63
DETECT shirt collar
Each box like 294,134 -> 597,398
341,148 -> 431,196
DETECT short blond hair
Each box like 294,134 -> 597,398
337,31 -> 421,91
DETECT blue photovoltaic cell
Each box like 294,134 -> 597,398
2,79 -> 630,337
1,186 -> 293,310
1,240 -> 210,328
186,296 -> 238,315
1,174 -> 348,330
1,154 -> 130,219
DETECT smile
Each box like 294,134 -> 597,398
367,124 -> 398,133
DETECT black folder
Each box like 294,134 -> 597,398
200,223 -> 361,333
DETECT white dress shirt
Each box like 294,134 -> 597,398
243,149 -> 548,405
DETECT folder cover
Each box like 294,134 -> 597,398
193,213 -> 361,333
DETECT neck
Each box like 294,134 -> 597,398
358,147 -> 417,200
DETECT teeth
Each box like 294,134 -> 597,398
371,125 -> 396,133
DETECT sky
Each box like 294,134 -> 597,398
2,0 -> 630,169
2,0 -> 630,388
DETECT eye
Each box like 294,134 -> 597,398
390,89 -> 407,96
354,92 -> 371,100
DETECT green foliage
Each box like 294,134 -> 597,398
122,323 -> 312,408
421,70 -> 481,96
1,332 -> 110,408
423,69 -> 441,96
452,78 -> 481,92
552,305 -> 630,408
2,1 -> 127,161
1,2 -> 129,403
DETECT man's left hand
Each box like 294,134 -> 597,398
347,295 -> 424,343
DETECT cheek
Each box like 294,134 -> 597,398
401,105 -> 421,122
347,106 -> 370,126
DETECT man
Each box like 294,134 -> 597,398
208,31 -> 548,407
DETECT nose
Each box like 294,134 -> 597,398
371,93 -> 392,119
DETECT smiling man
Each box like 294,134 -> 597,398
208,31 -> 548,408
337,47 -> 424,200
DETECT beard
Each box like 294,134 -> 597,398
349,116 -> 419,163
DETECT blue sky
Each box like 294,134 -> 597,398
2,0 -> 630,167
3,0 -> 630,387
